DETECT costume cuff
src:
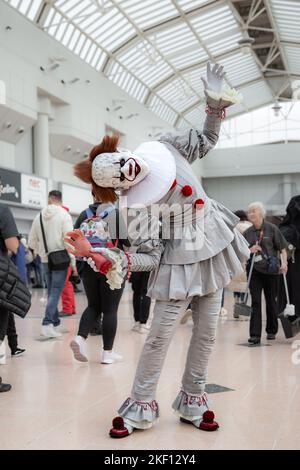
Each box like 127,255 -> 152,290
205,86 -> 243,110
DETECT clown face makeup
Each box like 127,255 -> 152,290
92,151 -> 150,190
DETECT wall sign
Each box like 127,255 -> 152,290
0,168 -> 21,203
61,183 -> 92,215
21,174 -> 47,208
0,167 -> 47,208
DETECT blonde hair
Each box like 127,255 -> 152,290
248,201 -> 266,218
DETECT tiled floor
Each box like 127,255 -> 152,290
0,287 -> 299,450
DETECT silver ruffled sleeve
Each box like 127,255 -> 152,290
126,212 -> 164,272
129,239 -> 163,272
159,91 -> 225,164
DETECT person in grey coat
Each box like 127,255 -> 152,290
66,63 -> 250,436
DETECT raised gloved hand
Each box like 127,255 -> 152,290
65,229 -> 91,257
201,62 -> 225,94
64,230 -> 112,275
201,62 -> 242,110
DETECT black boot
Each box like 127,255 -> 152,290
266,334 -> 276,340
248,336 -> 261,345
0,377 -> 12,393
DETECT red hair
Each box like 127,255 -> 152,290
74,135 -> 120,203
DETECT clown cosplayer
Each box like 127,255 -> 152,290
65,63 -> 250,436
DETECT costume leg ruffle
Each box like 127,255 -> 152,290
110,292 -> 221,437
172,390 -> 219,431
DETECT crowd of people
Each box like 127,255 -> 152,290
1,192 -> 299,393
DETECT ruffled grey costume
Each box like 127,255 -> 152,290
116,92 -> 250,429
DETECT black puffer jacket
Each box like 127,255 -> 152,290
280,195 -> 300,249
0,250 -> 31,318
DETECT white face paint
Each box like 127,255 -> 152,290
92,151 -> 150,190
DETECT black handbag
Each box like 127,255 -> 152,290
0,250 -> 31,318
40,214 -> 70,271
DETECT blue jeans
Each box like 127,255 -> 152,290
42,263 -> 68,326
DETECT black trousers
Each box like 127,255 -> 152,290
0,310 -> 18,352
249,269 -> 279,338
130,272 -> 151,324
78,265 -> 124,350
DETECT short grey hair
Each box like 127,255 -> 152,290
248,201 -> 266,218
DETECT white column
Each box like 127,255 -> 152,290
33,97 -> 51,179
282,174 -> 293,206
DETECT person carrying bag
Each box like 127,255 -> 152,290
39,214 -> 70,271
28,190 -> 74,338
244,202 -> 289,344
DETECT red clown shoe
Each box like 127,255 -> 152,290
109,416 -> 131,438
180,410 -> 219,432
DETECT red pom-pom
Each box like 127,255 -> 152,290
181,185 -> 193,197
202,410 -> 215,423
169,179 -> 177,191
194,198 -> 205,208
112,416 -> 125,429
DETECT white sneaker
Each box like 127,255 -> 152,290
70,336 -> 88,362
0,340 -> 6,365
101,350 -> 123,364
138,323 -> 150,334
132,322 -> 140,332
180,308 -> 192,324
41,324 -> 62,338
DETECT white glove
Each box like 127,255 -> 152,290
201,62 -> 225,94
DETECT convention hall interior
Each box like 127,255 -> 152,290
0,0 -> 300,452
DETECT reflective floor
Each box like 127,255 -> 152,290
0,287 -> 299,450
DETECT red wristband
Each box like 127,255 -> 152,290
205,105 -> 226,120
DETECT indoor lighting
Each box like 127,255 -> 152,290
271,101 -> 282,117
237,37 -> 255,55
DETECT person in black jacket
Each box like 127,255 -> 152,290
0,203 -> 19,392
279,195 -> 300,318
70,197 -> 130,364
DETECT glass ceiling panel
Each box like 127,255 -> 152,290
270,0 -> 300,42
207,31 -> 243,56
184,106 -> 206,127
168,47 -> 208,70
119,0 -> 178,30
218,53 -> 261,87
5,0 -> 43,19
148,95 -> 178,125
5,0 -> 283,131
157,77 -> 199,113
190,4 -> 239,42
176,0 -> 214,10
284,45 -> 300,75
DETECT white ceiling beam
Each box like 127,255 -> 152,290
226,0 -> 276,101
263,0 -> 291,87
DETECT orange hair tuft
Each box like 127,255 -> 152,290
74,134 -> 120,203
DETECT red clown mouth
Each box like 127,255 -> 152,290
135,162 -> 141,177
125,158 -> 141,180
